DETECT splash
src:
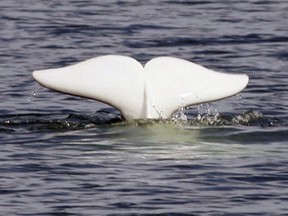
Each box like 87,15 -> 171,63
231,110 -> 274,126
27,86 -> 47,102
0,103 -> 279,133
170,97 -> 278,127
197,103 -> 220,117
172,106 -> 188,122
236,94 -> 243,101
189,110 -> 278,127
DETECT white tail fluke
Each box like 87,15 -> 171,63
33,55 -> 249,120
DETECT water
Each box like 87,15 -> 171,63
1,0 -> 288,215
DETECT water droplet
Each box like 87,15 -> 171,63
236,94 -> 242,100
27,86 -> 47,102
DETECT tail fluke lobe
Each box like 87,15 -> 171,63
33,55 -> 146,120
144,57 -> 249,118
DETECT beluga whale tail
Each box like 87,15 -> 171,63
33,55 -> 249,120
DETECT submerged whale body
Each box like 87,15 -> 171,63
33,55 -> 249,120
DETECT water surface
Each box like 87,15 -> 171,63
1,1 -> 288,215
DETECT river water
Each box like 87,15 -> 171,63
1,1 -> 288,215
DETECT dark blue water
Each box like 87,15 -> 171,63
1,1 -> 288,215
